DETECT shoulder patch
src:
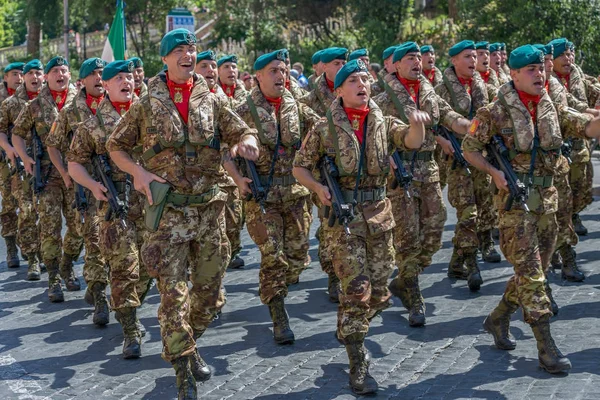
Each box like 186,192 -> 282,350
469,119 -> 479,135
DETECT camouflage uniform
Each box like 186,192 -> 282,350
0,82 -> 18,248
106,71 -> 254,363
495,68 -> 510,85
236,87 -> 319,304
47,88 -> 106,286
219,78 -> 247,108
287,76 -> 306,100
424,66 -> 443,87
293,97 -> 409,340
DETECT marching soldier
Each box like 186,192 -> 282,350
490,43 -> 510,85
371,45 -> 398,96
307,49 -> 324,91
217,54 -> 247,106
293,59 -> 429,394
421,45 -> 443,87
464,44 -> 600,374
475,41 -> 501,99
129,57 -> 147,98
500,43 -> 510,75
106,29 -> 260,399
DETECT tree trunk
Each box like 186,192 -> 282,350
27,18 -> 41,57
448,0 -> 458,20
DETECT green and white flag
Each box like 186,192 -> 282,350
101,0 -> 126,62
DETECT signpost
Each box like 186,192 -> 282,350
166,8 -> 196,34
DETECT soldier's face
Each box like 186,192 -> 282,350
452,50 -> 476,79
195,60 -> 217,88
218,62 -> 238,86
103,72 -> 133,103
162,44 -> 197,83
358,56 -> 370,67
512,64 -> 545,96
553,52 -> 571,76
336,71 -> 371,109
544,55 -> 554,76
5,70 -> 23,90
383,56 -> 395,73
133,67 -> 145,89
83,69 -> 104,97
490,51 -> 501,71
24,69 -> 44,93
256,60 -> 286,98
501,50 -> 508,65
476,50 -> 490,72
323,59 -> 346,82
395,52 -> 422,81
242,75 -> 253,90
46,66 -> 70,92
422,52 -> 435,70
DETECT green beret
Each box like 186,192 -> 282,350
393,42 -> 420,63
129,57 -> 143,68
320,47 -> 348,64
548,38 -> 568,59
500,43 -> 506,51
533,44 -> 553,56
102,60 -> 134,81
159,28 -> 197,57
382,45 -> 398,60
44,56 -> 69,74
420,45 -> 434,54
196,50 -> 217,63
334,59 -> 368,90
217,55 -> 238,68
489,43 -> 502,53
79,58 -> 106,80
475,41 -> 490,51
509,45 -> 543,70
254,49 -> 287,71
3,62 -> 25,74
311,50 -> 324,65
348,48 -> 368,61
567,41 -> 575,51
449,40 -> 475,57
23,59 -> 43,74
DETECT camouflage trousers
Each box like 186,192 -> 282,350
246,195 -> 310,304
0,162 -> 18,238
36,181 -> 83,264
141,200 -> 230,362
499,209 -> 556,324
446,161 -> 494,252
555,172 -> 578,252
312,193 -> 334,276
435,146 -> 448,190
76,196 -> 107,286
223,185 -> 244,258
11,175 -> 39,255
325,211 -> 395,340
391,180 -> 447,278
99,213 -> 151,310
569,160 -> 593,214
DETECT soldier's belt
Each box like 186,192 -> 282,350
258,174 -> 297,186
341,187 -> 386,203
166,185 -> 220,207
515,173 -> 553,188
400,151 -> 434,161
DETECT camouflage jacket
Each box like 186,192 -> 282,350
106,71 -> 255,198
371,68 -> 392,97
0,84 -> 32,141
373,72 -> 462,183
0,82 -> 10,104
307,73 -> 317,91
12,84 -> 77,185
235,87 -> 320,202
495,68 -> 510,86
481,69 -> 500,100
436,66 -> 489,125
135,81 -> 148,98
287,77 -> 306,100
299,73 -> 336,116
463,81 -> 591,214
218,78 -> 247,108
572,63 -> 600,107
424,66 -> 443,88
552,65 -> 599,108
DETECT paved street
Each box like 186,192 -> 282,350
1,159 -> 600,400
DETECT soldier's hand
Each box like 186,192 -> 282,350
23,156 -> 35,175
491,169 -> 508,192
585,115 -> 600,138
408,110 -> 431,125
91,182 -> 108,202
5,147 -> 18,166
235,135 -> 260,161
437,136 -> 454,156
316,184 -> 332,207
61,171 -> 73,189
389,155 -> 398,170
132,165 -> 166,206
233,175 -> 252,197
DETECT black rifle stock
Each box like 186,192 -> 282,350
487,135 -> 529,212
437,125 -> 471,175
319,156 -> 354,236
92,154 -> 128,228
31,127 -> 46,196
241,158 -> 267,214
72,184 -> 88,224
390,150 -> 413,198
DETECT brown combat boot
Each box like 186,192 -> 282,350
171,356 -> 198,400
5,236 -> 19,268
483,297 -> 518,350
115,307 -> 141,359
479,229 -> 501,263
405,276 -> 425,327
464,251 -> 483,291
559,245 -> 585,282
268,295 -> 295,344
544,277 -> 559,316
26,253 -> 40,281
327,273 -> 341,303
46,260 -> 64,303
91,282 -> 110,326
530,315 -> 572,374
572,213 -> 587,236
345,333 -> 378,395
447,247 -> 468,280
388,276 -> 411,310
59,253 -> 81,291
189,349 -> 211,382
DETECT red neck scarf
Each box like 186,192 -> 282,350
344,106 -> 370,144
555,70 -> 570,91
479,70 -> 491,83
220,81 -> 236,98
285,80 -> 291,91
50,89 -> 68,111
264,94 -> 282,115
325,77 -> 335,92
517,89 -> 541,120
397,74 -> 420,103
424,68 -> 435,84
134,87 -> 141,97
7,87 -> 15,96
457,76 -> 473,95
544,79 -> 550,94
26,91 -> 39,100
86,93 -> 104,115
166,73 -> 193,124
111,100 -> 132,117
209,88 -> 216,93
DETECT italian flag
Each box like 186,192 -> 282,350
101,0 -> 126,62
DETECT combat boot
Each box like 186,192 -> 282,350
189,349 -> 211,382
59,253 -> 81,291
345,333 -> 378,395
26,253 -> 40,281
572,213 -> 587,236
550,251 -> 563,272
327,273 -> 341,303
447,247 -> 468,280
544,278 -> 559,316
37,251 -> 46,272
267,295 -> 295,344
559,245 -> 585,282
5,236 -> 19,268
228,255 -> 244,269
479,230 -> 501,263
388,276 -> 411,310
115,307 -> 141,359
171,356 -> 198,400
530,315 -> 572,374
405,276 -> 425,327
91,282 -> 110,326
483,297 -> 518,350
46,260 -> 64,303
465,252 -> 483,291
